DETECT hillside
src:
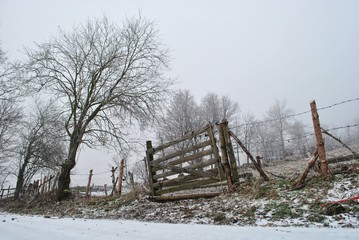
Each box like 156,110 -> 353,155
1,149 -> 358,228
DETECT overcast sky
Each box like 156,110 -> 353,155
1,0 -> 358,185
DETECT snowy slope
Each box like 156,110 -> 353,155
1,212 -> 358,240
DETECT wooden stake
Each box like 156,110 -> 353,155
110,167 -> 117,196
229,131 -> 270,181
310,100 -> 328,176
41,176 -> 47,193
292,148 -> 319,189
85,169 -> 93,197
104,184 -> 108,196
6,185 -> 10,198
118,159 -> 125,196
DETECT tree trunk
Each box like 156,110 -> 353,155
14,165 -> 26,199
57,138 -> 80,201
14,152 -> 31,199
57,159 -> 76,200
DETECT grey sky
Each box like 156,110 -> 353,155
1,0 -> 358,117
1,0 -> 358,185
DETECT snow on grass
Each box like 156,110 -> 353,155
1,212 -> 358,240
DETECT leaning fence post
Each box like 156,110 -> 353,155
229,131 -> 270,181
310,100 -> 328,176
85,169 -> 93,197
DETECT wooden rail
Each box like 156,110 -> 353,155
146,124 -> 228,198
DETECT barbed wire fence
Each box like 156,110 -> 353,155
228,97 -> 359,167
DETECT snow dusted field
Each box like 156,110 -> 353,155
1,212 -> 358,240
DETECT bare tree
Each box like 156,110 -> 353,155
238,112 -> 256,164
158,89 -> 202,142
200,92 -> 240,124
265,99 -> 293,159
0,44 -> 22,101
221,95 -> 240,121
288,120 -> 311,157
13,100 -> 66,199
0,44 -> 23,186
200,93 -> 221,124
254,123 -> 278,163
23,16 -> 171,200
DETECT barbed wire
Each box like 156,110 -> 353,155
230,97 -> 359,130
239,122 -> 359,146
317,97 -> 359,111
324,123 -> 359,132
231,109 -> 312,129
72,170 -> 110,177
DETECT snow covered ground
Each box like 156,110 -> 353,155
1,212 -> 358,240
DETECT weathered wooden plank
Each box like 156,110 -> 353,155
152,125 -> 210,153
153,159 -> 220,187
154,174 -> 199,189
151,192 -> 223,202
152,140 -> 212,164
151,162 -> 218,179
152,148 -> 214,172
168,148 -> 214,166
153,158 -> 218,180
155,178 -> 220,195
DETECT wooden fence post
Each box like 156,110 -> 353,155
104,184 -> 108,196
6,185 -> 10,198
217,122 -> 234,190
118,159 -> 125,196
146,140 -> 156,196
222,119 -> 240,184
47,175 -> 52,192
208,124 -> 224,180
41,176 -> 47,193
85,169 -> 93,197
310,100 -> 328,176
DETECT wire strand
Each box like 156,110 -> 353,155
231,97 -> 359,129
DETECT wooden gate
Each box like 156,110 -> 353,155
146,124 -> 228,200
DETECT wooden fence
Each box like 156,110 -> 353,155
146,123 -> 241,201
0,174 -> 58,200
0,186 -> 15,199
